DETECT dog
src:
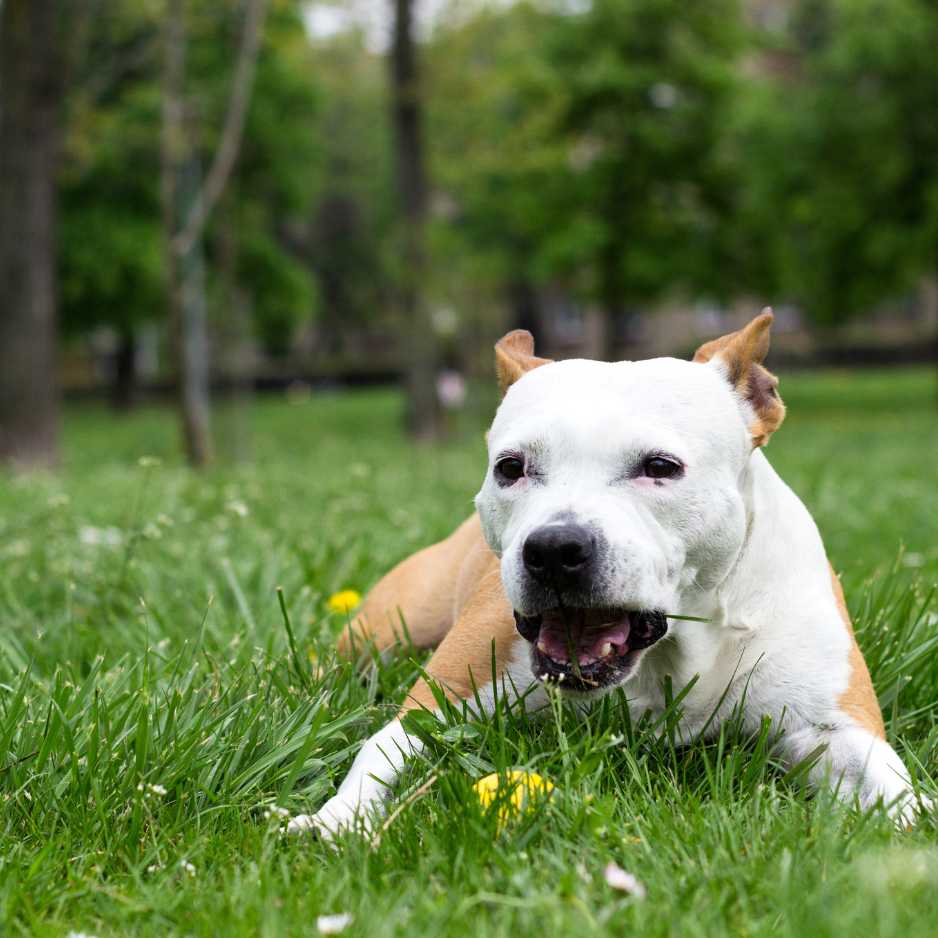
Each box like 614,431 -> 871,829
288,311 -> 919,839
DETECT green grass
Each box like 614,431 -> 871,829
0,367 -> 936,937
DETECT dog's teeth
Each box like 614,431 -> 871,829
599,642 -> 613,658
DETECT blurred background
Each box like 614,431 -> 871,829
1,0 -> 936,470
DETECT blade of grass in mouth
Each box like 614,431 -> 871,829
664,613 -> 712,622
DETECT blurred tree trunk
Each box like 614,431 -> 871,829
214,199 -> 254,463
161,0 -> 212,466
111,329 -> 138,411
160,0 -> 266,468
0,0 -> 63,469
508,278 -> 542,336
390,0 -> 441,439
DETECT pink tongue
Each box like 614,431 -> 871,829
537,620 -> 629,665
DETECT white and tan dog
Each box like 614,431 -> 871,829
289,311 -> 918,838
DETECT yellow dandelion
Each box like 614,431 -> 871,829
327,589 -> 362,615
473,770 -> 554,827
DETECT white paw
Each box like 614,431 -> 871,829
885,791 -> 933,830
285,795 -> 376,841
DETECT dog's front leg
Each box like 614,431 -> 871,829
288,567 -> 536,840
287,717 -> 422,838
778,721 -> 921,823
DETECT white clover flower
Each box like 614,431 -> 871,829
603,861 -> 646,899
179,859 -> 196,877
317,913 -> 353,934
226,500 -> 249,518
79,526 -> 123,547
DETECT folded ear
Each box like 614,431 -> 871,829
693,309 -> 785,447
495,330 -> 553,395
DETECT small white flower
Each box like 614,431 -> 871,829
317,913 -> 353,934
179,859 -> 196,877
263,805 -> 291,820
146,862 -> 164,873
79,526 -> 123,547
604,861 -> 646,899
149,784 -> 167,797
226,500 -> 249,518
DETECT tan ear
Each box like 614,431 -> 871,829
693,308 -> 785,447
494,330 -> 553,395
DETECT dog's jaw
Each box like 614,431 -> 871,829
514,607 -> 669,693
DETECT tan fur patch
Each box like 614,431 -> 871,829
693,310 -> 785,447
830,565 -> 885,739
337,514 -> 489,661
495,330 -> 553,395
400,552 -> 518,713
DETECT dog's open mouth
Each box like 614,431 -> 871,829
514,607 -> 668,692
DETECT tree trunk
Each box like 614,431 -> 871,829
390,0 -> 441,439
110,329 -> 138,411
160,0 -> 267,467
161,0 -> 213,467
508,278 -> 542,336
0,0 -> 62,469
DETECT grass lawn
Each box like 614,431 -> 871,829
1,367 -> 936,937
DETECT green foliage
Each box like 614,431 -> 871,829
59,0 -> 321,350
60,7 -> 164,337
238,226 -> 318,355
0,370 -> 935,934
306,33 -> 397,343
736,0 -> 938,324
428,0 -> 743,318
54,0 -> 938,356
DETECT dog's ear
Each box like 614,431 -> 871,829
693,309 -> 785,447
495,330 -> 553,395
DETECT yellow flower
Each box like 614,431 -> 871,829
473,770 -> 554,826
327,589 -> 362,615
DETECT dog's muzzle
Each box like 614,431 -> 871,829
514,607 -> 668,693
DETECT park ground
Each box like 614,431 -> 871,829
0,367 -> 936,937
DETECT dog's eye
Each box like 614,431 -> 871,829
495,456 -> 525,484
642,456 -> 683,480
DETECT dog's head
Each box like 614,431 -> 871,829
475,313 -> 785,696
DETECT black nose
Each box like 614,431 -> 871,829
522,523 -> 595,587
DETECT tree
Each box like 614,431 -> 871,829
425,0 -> 743,360
390,0 -> 441,439
735,0 -> 938,325
306,32 -> 395,355
0,0 -> 65,468
60,3 -> 164,409
161,0 -> 267,467
537,0 -> 742,358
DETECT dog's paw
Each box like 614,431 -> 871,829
286,795 -> 375,841
883,790 -> 933,830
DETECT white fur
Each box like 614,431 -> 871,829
290,354 -> 923,838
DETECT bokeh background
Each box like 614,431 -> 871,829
1,0 -> 936,471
